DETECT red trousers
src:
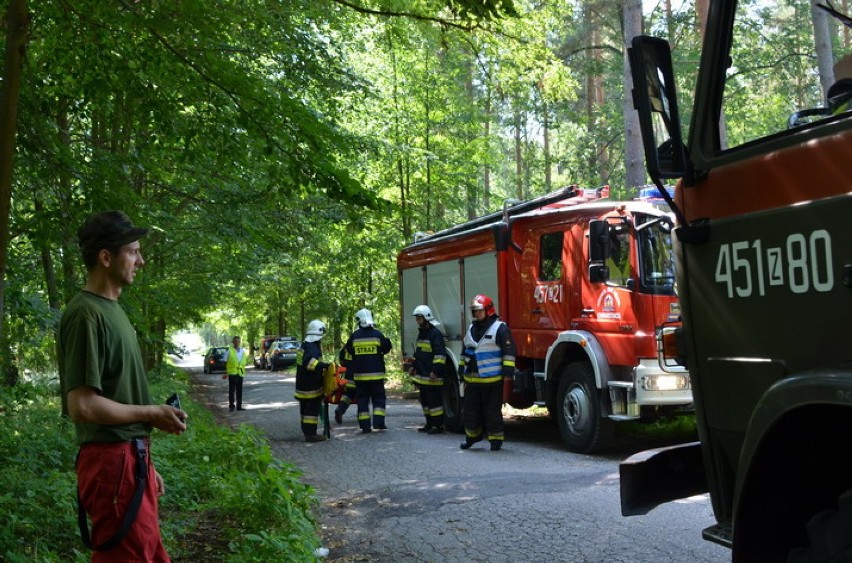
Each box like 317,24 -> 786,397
77,440 -> 170,562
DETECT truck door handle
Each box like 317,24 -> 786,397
531,308 -> 543,314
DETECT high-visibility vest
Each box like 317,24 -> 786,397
463,321 -> 504,383
226,346 -> 248,376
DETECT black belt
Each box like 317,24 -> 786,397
76,437 -> 148,551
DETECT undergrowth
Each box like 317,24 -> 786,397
0,365 -> 321,562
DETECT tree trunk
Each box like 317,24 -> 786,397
695,0 -> 709,42
0,0 -> 29,386
811,1 -> 835,100
586,7 -> 609,182
542,97 -> 552,191
424,47 -> 433,231
623,0 -> 645,190
57,97 -> 78,303
513,101 -> 523,200
479,85 -> 492,216
387,29 -> 411,240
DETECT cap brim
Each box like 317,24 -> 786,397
112,227 -> 149,246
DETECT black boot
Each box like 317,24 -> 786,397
427,426 -> 444,435
417,424 -> 433,433
460,438 -> 481,450
490,441 -> 502,451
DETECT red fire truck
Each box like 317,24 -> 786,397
397,185 -> 692,453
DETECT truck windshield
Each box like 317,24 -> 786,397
635,214 -> 676,295
723,0 -> 848,148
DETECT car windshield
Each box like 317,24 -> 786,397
635,213 -> 676,295
282,342 -> 299,350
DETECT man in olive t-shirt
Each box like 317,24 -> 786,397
58,211 -> 187,561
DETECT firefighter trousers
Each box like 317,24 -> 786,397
298,396 -> 322,437
462,381 -> 504,444
418,382 -> 444,428
356,379 -> 386,430
335,385 -> 357,416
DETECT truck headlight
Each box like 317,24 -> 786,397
642,374 -> 689,391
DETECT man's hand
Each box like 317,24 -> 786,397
152,404 -> 188,435
155,470 -> 166,496
429,372 -> 438,381
222,374 -> 228,380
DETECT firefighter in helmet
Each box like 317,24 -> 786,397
333,345 -> 356,424
295,319 -> 330,442
459,294 -> 516,451
406,305 -> 447,434
344,308 -> 392,433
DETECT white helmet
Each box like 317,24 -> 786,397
305,319 -> 326,342
355,308 -> 374,328
412,305 -> 440,327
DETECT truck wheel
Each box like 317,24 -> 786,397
788,489 -> 852,562
556,362 -> 612,453
442,373 -> 463,433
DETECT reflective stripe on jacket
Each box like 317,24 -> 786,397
345,327 -> 392,381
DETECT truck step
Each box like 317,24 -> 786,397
702,522 -> 733,548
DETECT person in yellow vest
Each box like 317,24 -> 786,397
223,336 -> 250,411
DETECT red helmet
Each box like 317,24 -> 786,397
470,294 -> 495,316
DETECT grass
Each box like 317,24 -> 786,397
0,365 -> 323,562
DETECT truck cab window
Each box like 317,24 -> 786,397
539,232 -> 563,281
722,0 -> 847,148
636,215 -> 675,295
606,225 -> 631,287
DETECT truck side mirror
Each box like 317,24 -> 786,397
628,36 -> 686,179
589,220 -> 610,262
589,220 -> 610,283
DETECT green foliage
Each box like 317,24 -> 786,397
617,414 -> 698,443
2,0 -> 843,381
0,371 -> 321,561
0,383 -> 83,561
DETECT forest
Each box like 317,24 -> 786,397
2,0 -> 851,559
0,0 -> 849,382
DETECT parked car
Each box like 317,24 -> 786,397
203,346 -> 229,374
268,337 -> 300,371
254,335 -> 279,369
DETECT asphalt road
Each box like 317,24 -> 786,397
186,363 -> 729,563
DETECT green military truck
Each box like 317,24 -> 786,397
620,0 -> 852,560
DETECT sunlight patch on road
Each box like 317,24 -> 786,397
673,493 -> 711,504
248,401 -> 297,409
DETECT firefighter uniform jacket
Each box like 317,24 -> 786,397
345,327 -> 392,381
412,325 -> 447,386
461,315 -> 516,385
295,340 -> 326,400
